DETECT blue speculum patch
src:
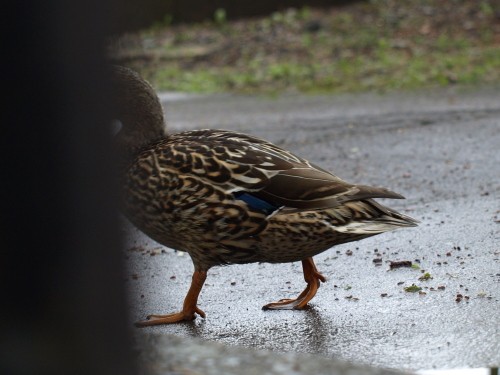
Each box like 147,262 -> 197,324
233,191 -> 280,215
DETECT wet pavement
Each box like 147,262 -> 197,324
125,86 -> 500,373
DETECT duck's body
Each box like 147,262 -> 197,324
113,66 -> 417,326
125,129 -> 415,268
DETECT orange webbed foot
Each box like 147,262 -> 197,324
135,306 -> 206,327
263,257 -> 326,311
135,270 -> 207,327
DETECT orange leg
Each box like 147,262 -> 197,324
135,270 -> 207,327
263,257 -> 326,310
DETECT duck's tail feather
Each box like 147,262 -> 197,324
328,199 -> 419,235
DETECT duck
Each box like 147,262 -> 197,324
111,66 -> 418,327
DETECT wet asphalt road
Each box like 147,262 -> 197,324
125,86 -> 500,372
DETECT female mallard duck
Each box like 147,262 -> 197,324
112,66 -> 418,327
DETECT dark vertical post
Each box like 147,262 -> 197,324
0,1 -> 136,375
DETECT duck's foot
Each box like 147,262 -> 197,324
263,257 -> 326,310
135,270 -> 207,327
135,306 -> 206,327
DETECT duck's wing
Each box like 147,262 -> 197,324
164,129 -> 404,213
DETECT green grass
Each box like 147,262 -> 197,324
148,46 -> 500,93
111,1 -> 500,94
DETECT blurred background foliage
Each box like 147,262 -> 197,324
109,0 -> 500,93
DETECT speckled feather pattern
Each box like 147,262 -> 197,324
123,129 -> 417,270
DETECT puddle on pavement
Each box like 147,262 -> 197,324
418,368 -> 498,375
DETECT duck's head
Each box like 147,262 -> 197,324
110,66 -> 166,154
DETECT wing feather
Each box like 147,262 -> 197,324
159,129 -> 404,212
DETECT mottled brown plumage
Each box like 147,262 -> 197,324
113,66 -> 418,326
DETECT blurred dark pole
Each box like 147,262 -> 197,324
0,1 -> 136,375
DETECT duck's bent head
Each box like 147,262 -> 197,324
110,66 -> 166,154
